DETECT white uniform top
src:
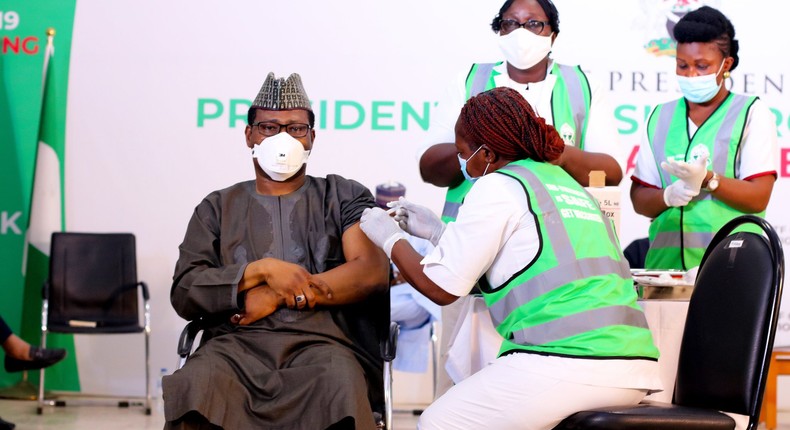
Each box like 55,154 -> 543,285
632,97 -> 778,187
418,60 -> 627,169
420,172 -> 662,391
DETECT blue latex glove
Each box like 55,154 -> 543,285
387,198 -> 445,246
360,207 -> 407,258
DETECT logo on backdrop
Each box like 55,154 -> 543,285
642,0 -> 707,58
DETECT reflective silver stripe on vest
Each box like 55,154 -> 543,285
652,230 -> 714,250
501,165 -> 574,259
491,165 -> 630,324
490,256 -> 630,323
470,63 -> 496,97
555,65 -> 586,147
442,200 -> 461,220
653,101 -> 678,187
652,94 -> 751,248
712,94 -> 749,174
654,95 -> 749,186
511,305 -> 649,345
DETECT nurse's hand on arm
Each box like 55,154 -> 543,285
359,207 -> 458,306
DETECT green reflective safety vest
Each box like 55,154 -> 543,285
645,94 -> 761,270
442,62 -> 591,223
482,159 -> 659,360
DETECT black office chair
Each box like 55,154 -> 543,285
38,232 -> 151,415
554,215 -> 784,430
176,289 -> 399,429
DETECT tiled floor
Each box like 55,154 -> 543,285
3,397 -> 790,429
0,397 -> 422,430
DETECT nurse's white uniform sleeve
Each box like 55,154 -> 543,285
420,174 -> 525,297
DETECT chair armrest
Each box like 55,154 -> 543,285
177,320 -> 205,358
138,281 -> 150,301
381,322 -> 399,362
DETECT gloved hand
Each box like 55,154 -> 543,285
660,155 -> 708,195
387,197 -> 445,246
663,180 -> 698,207
359,207 -> 407,258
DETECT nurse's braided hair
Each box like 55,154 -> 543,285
674,6 -> 739,71
458,87 -> 564,163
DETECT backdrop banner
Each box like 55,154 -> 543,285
0,0 -> 77,391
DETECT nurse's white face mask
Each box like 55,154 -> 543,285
676,60 -> 726,104
252,132 -> 311,181
497,28 -> 553,70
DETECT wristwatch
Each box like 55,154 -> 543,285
704,171 -> 720,192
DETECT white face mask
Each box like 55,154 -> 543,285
251,132 -> 311,181
497,28 -> 553,70
676,60 -> 726,103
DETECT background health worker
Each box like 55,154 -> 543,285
630,6 -> 778,270
419,0 -> 624,227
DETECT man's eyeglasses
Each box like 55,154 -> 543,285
500,19 -> 549,35
252,122 -> 311,138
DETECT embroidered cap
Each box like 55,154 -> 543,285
252,72 -> 312,111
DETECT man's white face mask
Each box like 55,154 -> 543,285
497,27 -> 553,70
252,132 -> 311,182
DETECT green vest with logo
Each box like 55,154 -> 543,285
645,94 -> 760,270
442,62 -> 592,223
483,159 -> 659,360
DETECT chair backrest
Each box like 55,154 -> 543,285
673,215 -> 784,426
47,232 -> 143,333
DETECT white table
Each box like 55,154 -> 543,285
443,296 -> 690,402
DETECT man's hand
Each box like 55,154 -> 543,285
243,259 -> 333,309
232,286 -> 282,325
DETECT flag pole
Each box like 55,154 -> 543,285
20,28 -> 55,279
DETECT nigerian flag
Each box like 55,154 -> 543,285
20,29 -> 80,391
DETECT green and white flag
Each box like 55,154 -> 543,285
20,30 -> 80,391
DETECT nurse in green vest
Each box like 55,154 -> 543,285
360,87 -> 661,430
631,6 -> 778,270
419,0 -> 624,225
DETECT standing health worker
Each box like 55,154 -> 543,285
631,6 -> 778,270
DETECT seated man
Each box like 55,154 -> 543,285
163,72 -> 389,430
